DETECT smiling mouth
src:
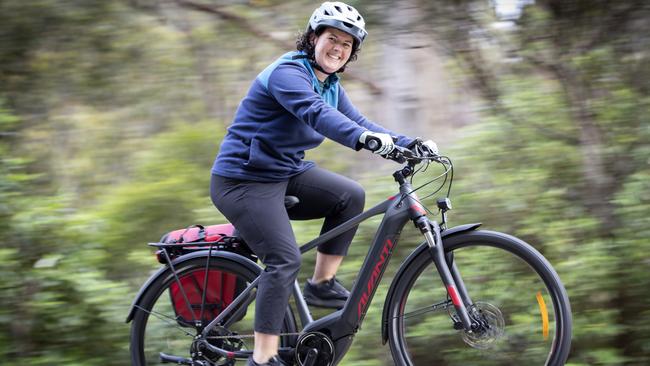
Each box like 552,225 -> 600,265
327,54 -> 341,61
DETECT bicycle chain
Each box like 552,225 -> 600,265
207,332 -> 302,340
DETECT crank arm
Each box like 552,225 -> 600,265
302,348 -> 319,366
160,352 -> 193,364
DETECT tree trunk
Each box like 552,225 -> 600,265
554,64 -> 618,234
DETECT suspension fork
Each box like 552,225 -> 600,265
445,252 -> 474,314
417,218 -> 477,331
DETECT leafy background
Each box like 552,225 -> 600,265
1,0 -> 648,365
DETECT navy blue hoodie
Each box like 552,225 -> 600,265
212,51 -> 412,181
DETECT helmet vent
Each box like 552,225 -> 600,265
308,2 -> 367,44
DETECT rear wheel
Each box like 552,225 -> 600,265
386,231 -> 572,365
130,255 -> 297,365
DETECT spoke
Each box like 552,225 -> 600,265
397,300 -> 453,320
199,244 -> 215,323
161,249 -> 198,324
134,304 -> 195,337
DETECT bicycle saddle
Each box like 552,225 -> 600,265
284,195 -> 299,209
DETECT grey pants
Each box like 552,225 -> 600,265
210,167 -> 365,334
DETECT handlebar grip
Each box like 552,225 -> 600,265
365,137 -> 381,152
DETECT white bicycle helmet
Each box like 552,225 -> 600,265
308,2 -> 367,46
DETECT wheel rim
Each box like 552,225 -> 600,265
133,263 -> 258,365
131,255 -> 302,366
392,243 -> 566,365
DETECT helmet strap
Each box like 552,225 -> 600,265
309,60 -> 336,76
291,53 -> 336,76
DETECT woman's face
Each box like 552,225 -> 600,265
312,27 -> 354,80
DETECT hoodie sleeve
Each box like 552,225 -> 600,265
266,63 -> 368,150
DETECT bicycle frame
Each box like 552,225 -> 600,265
190,167 -> 479,365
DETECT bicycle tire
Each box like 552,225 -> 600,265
130,255 -> 298,365
386,230 -> 572,366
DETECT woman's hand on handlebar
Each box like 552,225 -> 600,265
420,140 -> 439,156
359,131 -> 395,156
407,138 -> 439,157
361,134 -> 441,164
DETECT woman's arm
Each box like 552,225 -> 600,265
267,63 -> 367,149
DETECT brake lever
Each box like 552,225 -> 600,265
389,150 -> 407,164
395,146 -> 423,164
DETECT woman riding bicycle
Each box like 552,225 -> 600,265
210,2 -> 437,365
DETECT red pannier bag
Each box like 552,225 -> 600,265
161,223 -> 236,244
160,224 -> 252,326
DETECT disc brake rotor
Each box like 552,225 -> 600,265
461,302 -> 505,349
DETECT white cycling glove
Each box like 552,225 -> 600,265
421,139 -> 439,156
359,131 -> 395,156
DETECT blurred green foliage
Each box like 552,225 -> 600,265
1,0 -> 649,365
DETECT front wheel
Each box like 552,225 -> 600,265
386,230 -> 572,365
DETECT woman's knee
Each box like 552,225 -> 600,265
346,181 -> 366,213
266,245 -> 302,281
284,246 -> 302,275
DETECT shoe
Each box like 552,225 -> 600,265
303,276 -> 350,309
246,355 -> 287,366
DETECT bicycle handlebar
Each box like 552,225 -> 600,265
365,137 -> 381,152
362,138 -> 442,165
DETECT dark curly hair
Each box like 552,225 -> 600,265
296,27 -> 360,74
